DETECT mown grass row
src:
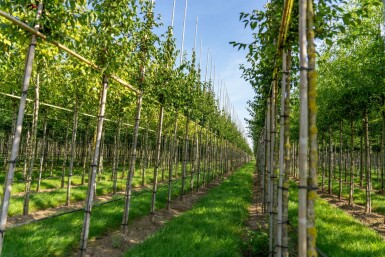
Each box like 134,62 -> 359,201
318,171 -> 385,215
3,167 -> 222,257
124,162 -> 254,257
288,181 -> 385,257
5,166 -> 184,216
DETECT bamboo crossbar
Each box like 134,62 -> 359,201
0,10 -> 140,95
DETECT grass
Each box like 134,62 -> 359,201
124,162 -> 254,257
2,164 -> 191,216
319,169 -> 385,215
2,165 -> 223,257
288,181 -> 385,257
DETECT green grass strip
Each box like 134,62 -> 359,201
124,162 -> 254,257
3,176 -> 193,257
288,181 -> 385,257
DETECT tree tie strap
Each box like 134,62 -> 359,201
84,210 -> 92,215
300,66 -> 313,71
278,186 -> 289,191
7,160 -> 17,164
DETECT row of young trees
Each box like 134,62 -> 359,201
0,0 -> 251,255
235,0 -> 385,256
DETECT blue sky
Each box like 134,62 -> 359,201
153,0 -> 266,145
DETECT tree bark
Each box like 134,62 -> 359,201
23,73 -> 41,215
78,75 -> 108,257
150,104 -> 164,219
122,93 -> 142,234
66,99 -> 79,205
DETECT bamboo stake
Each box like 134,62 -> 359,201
306,0 -> 318,252
23,73 -> 40,215
112,120 -> 121,195
0,4 -> 43,252
276,50 -> 287,257
122,93 -> 143,234
79,75 -> 108,257
36,114 -> 47,192
167,112 -> 178,210
282,48 -> 291,257
150,104 -> 164,219
298,0 -> 309,254
66,99 -> 79,206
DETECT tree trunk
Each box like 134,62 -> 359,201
78,75 -> 108,257
66,100 -> 79,206
0,3 -> 43,253
277,49 -> 287,257
23,73 -> 41,215
122,94 -> 142,234
338,121 -> 343,201
61,120 -> 70,188
81,121 -> 90,185
298,0 -> 309,253
150,104 -> 164,218
36,115 -> 47,192
181,117 -> 189,197
364,110 -> 371,213
167,112 -> 178,210
349,120 -> 354,206
112,120 -> 121,194
282,48 -> 291,257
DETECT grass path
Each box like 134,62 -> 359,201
123,162 -> 254,257
288,181 -> 385,257
2,172 -> 209,257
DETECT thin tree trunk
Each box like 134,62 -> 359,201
36,115 -> 47,192
112,120 -> 121,194
328,126 -> 332,194
338,121 -> 343,201
282,48 -> 291,257
61,120 -> 70,188
364,110 -> 371,213
122,94 -> 142,234
78,75 -> 108,257
167,112 -> 178,210
23,73 -> 41,215
306,0 -> 318,252
381,96 -> 385,191
298,0 -> 309,253
81,121 -> 90,185
181,117 -> 189,197
349,119 -> 354,206
142,125 -> 149,186
150,104 -> 164,219
276,50 -> 287,257
66,100 -> 79,206
0,3 -> 43,253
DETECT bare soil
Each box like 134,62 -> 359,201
242,173 -> 268,257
